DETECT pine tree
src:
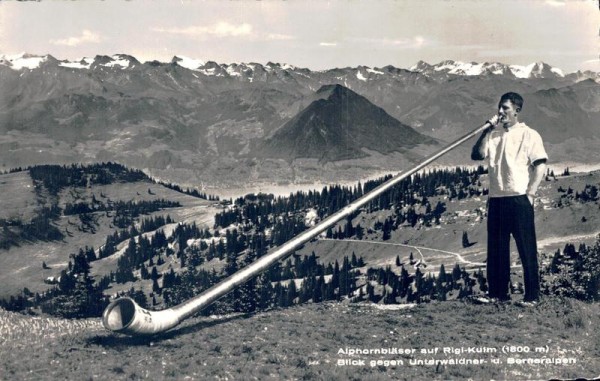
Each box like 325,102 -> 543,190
550,249 -> 562,274
140,264 -> 149,279
152,278 -> 161,295
71,252 -> 91,275
339,256 -> 352,297
351,252 -> 358,267
356,286 -> 364,302
435,265 -> 447,301
438,264 -> 447,283
414,269 -> 424,303
355,224 -> 364,239
239,248 -> 258,313
382,218 -> 392,241
128,288 -> 149,309
332,260 -> 340,291
570,240 -> 600,300
344,218 -> 354,238
275,282 -> 286,307
476,269 -> 488,293
286,280 -> 297,306
366,283 -> 376,303
44,250 -> 105,318
462,231 -> 470,248
399,266 -> 410,298
452,263 -> 461,282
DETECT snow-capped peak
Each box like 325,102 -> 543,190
508,62 -> 564,78
101,54 -> 138,69
265,62 -> 297,72
0,53 -> 51,70
412,60 -> 566,79
225,64 -> 242,77
366,67 -> 384,75
171,55 -> 205,71
59,57 -> 95,69
280,63 -> 297,71
353,66 -> 383,81
409,60 -> 432,72
444,61 -> 485,75
356,70 -> 367,82
58,55 -> 139,70
550,67 -> 565,77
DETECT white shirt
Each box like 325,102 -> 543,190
482,122 -> 548,198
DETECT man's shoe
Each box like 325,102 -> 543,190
515,300 -> 539,308
470,296 -> 493,304
468,295 -> 508,304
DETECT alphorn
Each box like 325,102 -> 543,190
102,121 -> 493,335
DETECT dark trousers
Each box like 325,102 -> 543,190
487,195 -> 540,301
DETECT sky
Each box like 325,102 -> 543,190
0,0 -> 598,73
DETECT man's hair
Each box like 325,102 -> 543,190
499,92 -> 524,112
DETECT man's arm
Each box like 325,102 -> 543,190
527,161 -> 547,205
471,126 -> 492,161
471,116 -> 498,161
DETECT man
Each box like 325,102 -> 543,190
471,92 -> 547,305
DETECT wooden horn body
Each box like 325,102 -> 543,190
102,122 -> 492,335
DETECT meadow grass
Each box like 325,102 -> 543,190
1,296 -> 599,380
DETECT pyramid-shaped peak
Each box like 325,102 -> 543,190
259,84 -> 436,162
316,83 -> 356,97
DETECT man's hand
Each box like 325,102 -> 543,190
527,194 -> 535,206
527,162 -> 546,208
487,115 -> 500,127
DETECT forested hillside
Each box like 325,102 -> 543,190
3,165 -> 599,322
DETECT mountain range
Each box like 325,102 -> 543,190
2,53 -> 598,81
0,53 -> 598,189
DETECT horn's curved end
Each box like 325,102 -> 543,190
102,297 -> 137,332
102,297 -> 180,336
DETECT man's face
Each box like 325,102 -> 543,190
498,100 -> 519,126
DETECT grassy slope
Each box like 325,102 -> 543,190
0,171 -> 38,221
297,171 -> 600,278
0,172 -> 215,298
1,297 -> 599,380
2,168 -> 598,301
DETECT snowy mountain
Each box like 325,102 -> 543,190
0,53 -> 55,70
0,53 -> 598,187
170,56 -> 206,71
0,53 -> 144,71
409,60 -> 570,79
3,54 -> 596,82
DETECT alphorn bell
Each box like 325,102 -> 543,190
102,121 -> 494,335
